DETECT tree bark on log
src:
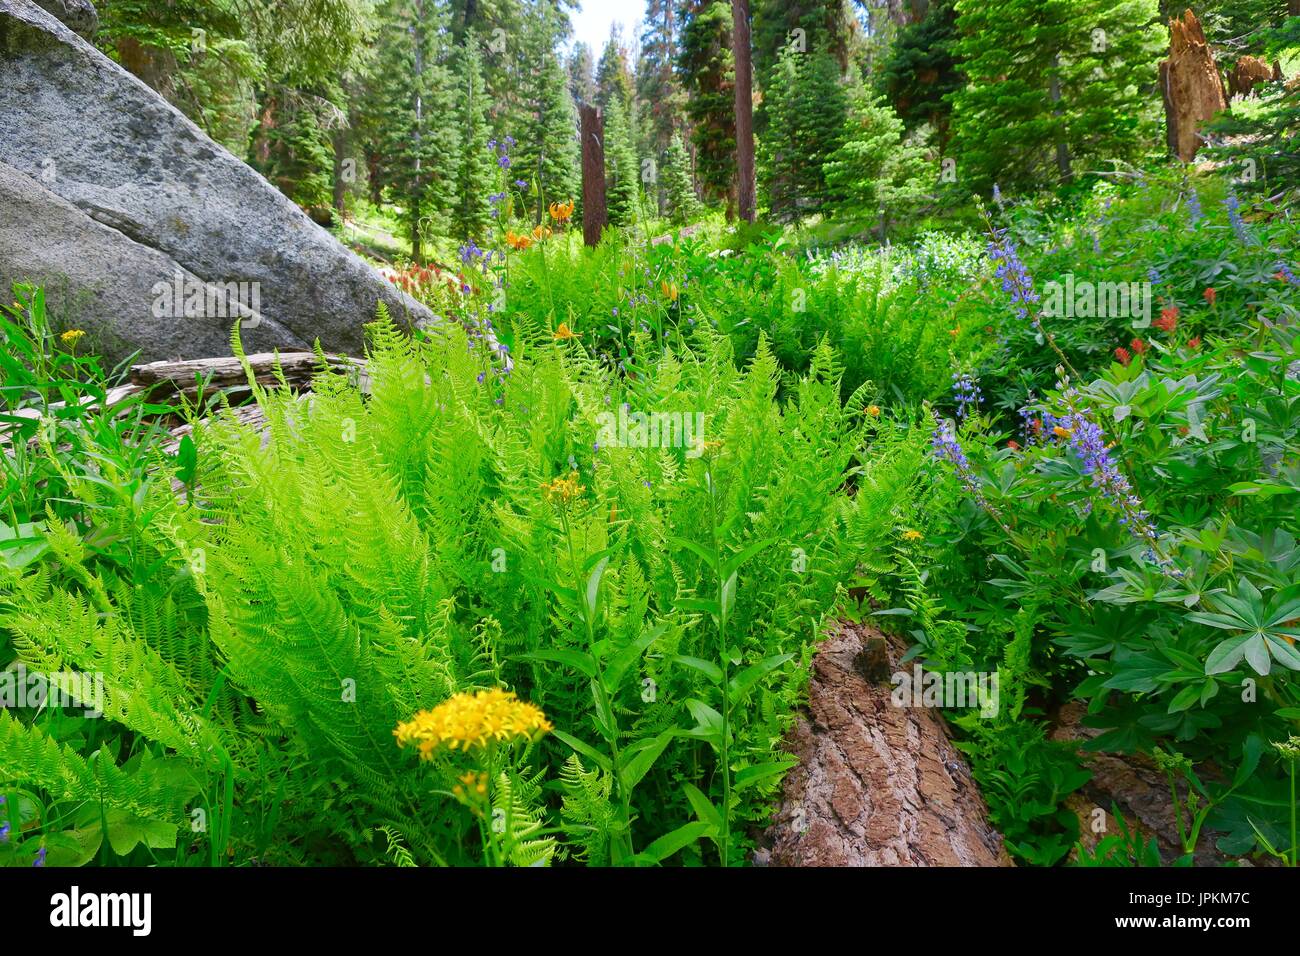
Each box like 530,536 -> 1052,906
756,622 -> 1011,866
1161,9 -> 1227,161
579,103 -> 607,248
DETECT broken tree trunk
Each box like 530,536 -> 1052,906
1227,55 -> 1276,98
579,103 -> 607,248
1160,9 -> 1228,161
756,622 -> 1011,866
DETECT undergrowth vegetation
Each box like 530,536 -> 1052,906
3,166 -> 1299,868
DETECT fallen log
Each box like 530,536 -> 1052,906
755,621 -> 1011,866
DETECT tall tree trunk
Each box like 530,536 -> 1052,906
411,0 -> 426,264
1049,53 -> 1072,184
332,125 -> 348,217
580,103 -> 608,247
731,0 -> 756,223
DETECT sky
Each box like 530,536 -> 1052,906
567,0 -> 646,56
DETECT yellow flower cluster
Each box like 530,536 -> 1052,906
902,529 -> 923,541
395,688 -> 553,759
60,329 -> 85,345
541,472 -> 584,505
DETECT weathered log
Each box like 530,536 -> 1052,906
1050,702 -> 1274,866
1160,9 -> 1228,162
129,351 -> 362,401
756,621 -> 1011,866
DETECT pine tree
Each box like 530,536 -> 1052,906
662,133 -> 701,222
949,0 -> 1163,191
678,0 -> 737,213
513,1 -> 580,223
452,34 -> 495,243
824,85 -> 934,233
758,46 -> 849,219
878,0 -> 961,148
638,0 -> 687,211
372,0 -> 461,262
568,41 -> 598,105
604,95 -> 641,226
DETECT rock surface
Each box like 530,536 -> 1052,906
757,622 -> 1010,866
32,0 -> 94,36
0,0 -> 430,362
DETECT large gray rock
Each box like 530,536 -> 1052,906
0,0 -> 429,362
0,160 -> 305,360
32,0 -> 95,37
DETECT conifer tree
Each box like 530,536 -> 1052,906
824,85 -> 934,234
758,45 -> 848,219
678,0 -> 737,213
604,95 -> 641,226
662,133 -> 701,222
948,0 -> 1163,191
452,34 -> 495,243
513,2 -> 580,223
372,0 -> 461,261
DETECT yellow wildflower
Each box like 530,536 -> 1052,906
505,230 -> 532,251
395,688 -> 552,759
541,472 -> 585,505
532,224 -> 552,241
661,281 -> 679,302
866,404 -> 881,418
553,322 -> 578,341
902,529 -> 923,541
549,200 -> 575,224
60,329 -> 85,345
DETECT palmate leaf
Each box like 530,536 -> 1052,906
1194,579 -> 1300,675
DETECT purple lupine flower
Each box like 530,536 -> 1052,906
952,372 -> 981,421
1186,188 -> 1203,226
1225,193 -> 1250,244
985,227 -> 1041,323
1147,267 -> 1161,284
514,179 -> 527,189
497,154 -> 511,170
1276,262 -> 1299,286
33,846 -> 46,867
1055,395 -> 1157,546
0,822 -> 9,843
931,418 -> 984,500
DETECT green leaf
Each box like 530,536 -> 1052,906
668,536 -> 717,571
721,538 -> 773,579
513,648 -> 598,679
733,759 -> 797,792
619,729 -> 677,789
682,782 -> 723,831
1205,636 -> 1250,675
728,653 -> 795,701
667,655 -> 723,685
585,555 -> 611,619
638,821 -> 713,864
552,730 -> 612,771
